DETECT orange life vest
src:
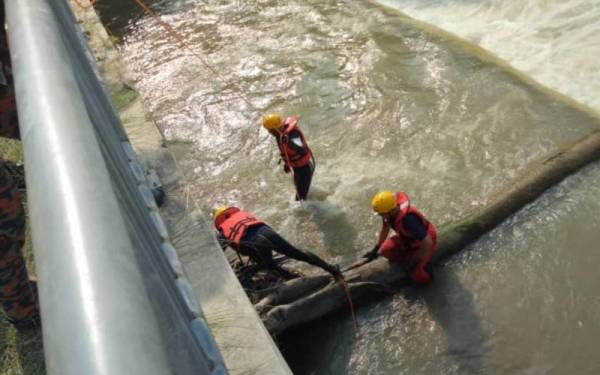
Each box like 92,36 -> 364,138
214,207 -> 263,247
277,116 -> 313,168
384,192 -> 437,252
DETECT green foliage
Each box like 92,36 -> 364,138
0,138 -> 22,163
111,87 -> 138,111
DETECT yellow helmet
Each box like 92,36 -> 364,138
371,191 -> 396,214
213,206 -> 230,219
262,113 -> 283,130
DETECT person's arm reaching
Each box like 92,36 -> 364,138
363,220 -> 390,260
378,220 -> 390,246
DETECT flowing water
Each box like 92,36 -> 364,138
96,0 -> 600,373
376,0 -> 600,113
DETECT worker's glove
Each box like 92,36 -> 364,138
362,244 -> 380,261
324,263 -> 342,278
283,164 -> 291,173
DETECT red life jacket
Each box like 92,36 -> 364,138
384,192 -> 437,252
277,116 -> 313,168
214,207 -> 263,247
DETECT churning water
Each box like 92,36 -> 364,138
96,0 -> 600,373
376,0 -> 600,113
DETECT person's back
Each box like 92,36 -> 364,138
213,206 -> 340,279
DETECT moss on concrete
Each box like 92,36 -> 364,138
111,87 -> 139,111
0,138 -> 22,162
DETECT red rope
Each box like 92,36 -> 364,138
131,0 -> 360,338
339,278 -> 360,337
131,0 -> 258,112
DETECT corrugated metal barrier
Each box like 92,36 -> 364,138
5,0 -> 227,373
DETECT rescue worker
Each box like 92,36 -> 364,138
214,206 -> 341,279
0,165 -> 38,329
262,113 -> 314,201
363,191 -> 437,284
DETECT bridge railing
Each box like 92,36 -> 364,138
5,0 -> 226,374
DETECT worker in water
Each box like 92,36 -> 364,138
262,113 -> 314,201
364,191 -> 437,284
213,206 -> 341,279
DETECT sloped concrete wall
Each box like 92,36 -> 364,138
68,1 -> 291,374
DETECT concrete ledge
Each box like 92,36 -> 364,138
161,191 -> 292,375
68,2 -> 292,374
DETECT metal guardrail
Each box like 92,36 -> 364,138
5,0 -> 226,374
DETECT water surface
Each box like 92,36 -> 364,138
96,1 -> 600,373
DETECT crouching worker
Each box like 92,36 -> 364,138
364,191 -> 437,284
213,206 -> 341,279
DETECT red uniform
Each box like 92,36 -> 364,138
379,192 -> 437,283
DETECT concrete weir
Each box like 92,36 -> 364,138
68,2 -> 292,374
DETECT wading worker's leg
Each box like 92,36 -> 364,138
292,160 -> 314,201
0,166 -> 38,328
254,225 -> 337,275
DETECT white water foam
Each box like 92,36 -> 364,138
376,0 -> 600,114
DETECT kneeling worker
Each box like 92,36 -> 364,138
214,206 -> 341,279
262,113 -> 314,201
364,191 -> 437,284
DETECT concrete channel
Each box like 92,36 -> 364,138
67,1 -> 292,374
